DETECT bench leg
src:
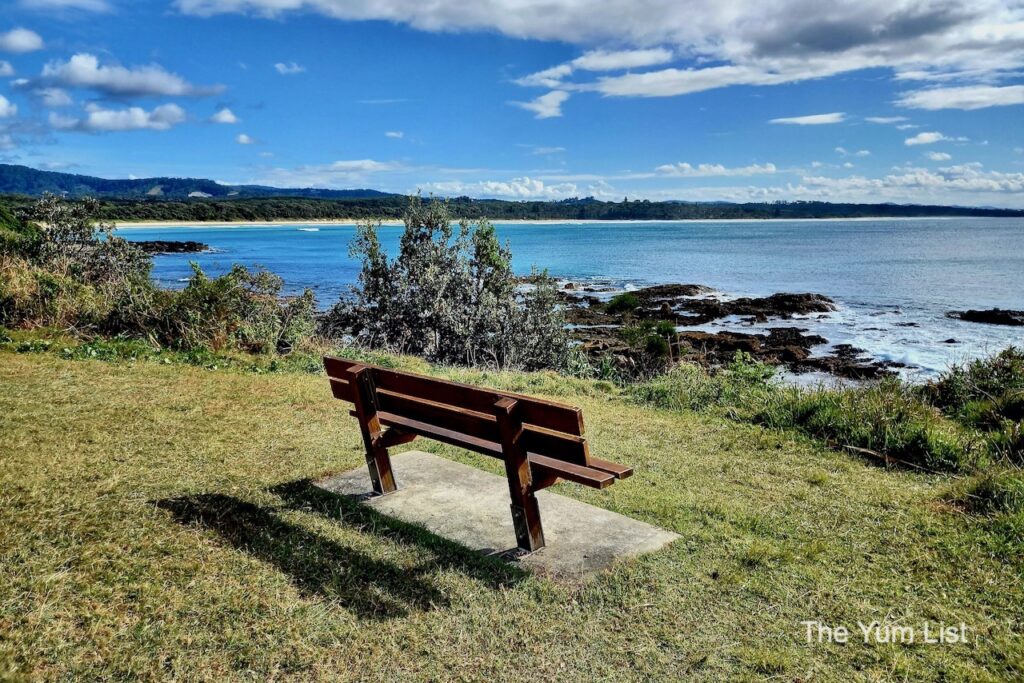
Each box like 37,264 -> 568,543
494,398 -> 545,552
348,365 -> 397,496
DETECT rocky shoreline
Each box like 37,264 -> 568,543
559,282 -> 905,379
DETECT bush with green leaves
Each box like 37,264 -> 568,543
327,196 -> 568,371
152,263 -> 316,353
925,347 -> 1024,464
1,195 -> 316,355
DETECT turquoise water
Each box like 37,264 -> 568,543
119,218 -> 1024,378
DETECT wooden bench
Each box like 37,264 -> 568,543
323,356 -> 633,552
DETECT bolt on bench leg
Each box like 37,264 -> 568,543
348,365 -> 397,495
494,397 -> 545,552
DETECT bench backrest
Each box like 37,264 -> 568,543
324,356 -> 592,467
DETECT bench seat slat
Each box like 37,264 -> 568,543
352,410 -> 613,489
587,457 -> 634,479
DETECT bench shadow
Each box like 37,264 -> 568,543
156,493 -> 450,620
155,486 -> 526,621
268,479 -> 528,588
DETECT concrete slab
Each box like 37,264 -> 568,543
315,450 -> 679,579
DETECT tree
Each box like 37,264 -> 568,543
329,196 -> 568,371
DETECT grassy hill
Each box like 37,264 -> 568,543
0,164 -> 394,200
1,348 -> 1021,681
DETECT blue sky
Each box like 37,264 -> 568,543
1,0 -> 1023,206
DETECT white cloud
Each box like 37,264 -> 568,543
19,0 -> 112,10
896,123 -> 919,130
42,53 -> 222,97
865,116 -> 908,123
210,107 -> 239,123
250,159 -> 404,187
419,176 -> 579,199
511,90 -> 569,119
837,147 -> 871,157
384,130 -> 403,138
896,84 -> 1024,110
51,103 -> 186,132
516,48 -> 673,87
274,62 -> 306,75
0,28 -> 43,53
175,0 -> 1024,110
0,95 -> 17,118
926,151 -> 952,161
0,61 -> 13,77
655,161 -> 777,177
905,131 -> 950,145
770,112 -> 846,125
35,87 -> 72,107
236,133 -> 255,144
0,134 -> 14,150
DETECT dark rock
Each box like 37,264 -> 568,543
947,308 -> 1024,327
943,338 -> 958,344
133,240 -> 209,254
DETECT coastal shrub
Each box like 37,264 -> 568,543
329,196 -> 568,371
925,348 -> 1024,463
634,353 -> 981,472
0,195 -> 153,332
152,263 -> 316,353
926,347 -> 1024,418
606,292 -> 640,314
752,378 -> 982,472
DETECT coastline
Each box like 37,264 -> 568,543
112,215 -> 976,229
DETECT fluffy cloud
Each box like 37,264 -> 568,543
511,90 -> 569,119
896,84 -> 1024,110
251,159 -> 404,187
418,176 -> 579,200
176,0 -> 1024,107
0,61 -> 13,77
0,95 -> 17,118
654,163 -> 1024,207
770,112 -> 846,125
210,107 -> 239,123
655,162 -> 777,177
926,151 -> 952,161
35,87 -> 72,107
904,131 -> 950,145
0,28 -> 44,53
384,130 -> 403,138
274,62 -> 306,75
42,53 -> 222,97
50,103 -> 186,132
236,133 -> 255,144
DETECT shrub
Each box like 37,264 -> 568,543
328,196 -> 567,371
753,378 -> 981,472
605,292 -> 640,314
152,263 -> 316,353
633,353 -> 981,472
925,348 -> 1024,464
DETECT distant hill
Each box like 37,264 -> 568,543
0,164 -> 395,200
2,164 -> 1024,222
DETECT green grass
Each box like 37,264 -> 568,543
2,350 -> 1024,681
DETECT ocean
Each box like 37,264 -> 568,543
118,218 -> 1024,380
